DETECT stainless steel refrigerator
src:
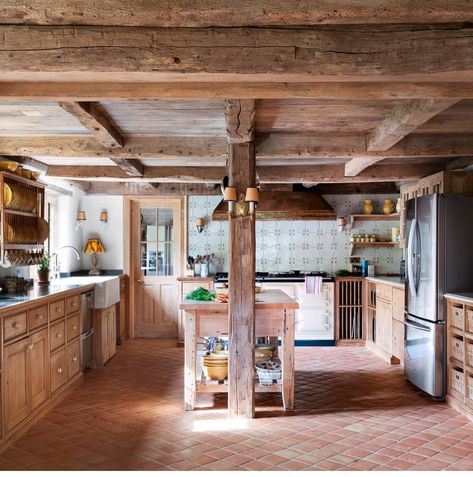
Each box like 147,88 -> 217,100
405,193 -> 473,399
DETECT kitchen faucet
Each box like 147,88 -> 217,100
53,246 -> 81,278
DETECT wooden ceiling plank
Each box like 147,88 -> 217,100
58,101 -> 123,148
367,99 -> 460,152
3,155 -> 49,173
446,157 -> 473,171
109,158 -> 144,177
3,82 -> 473,101
3,1 -> 473,27
86,182 -> 220,195
45,163 -> 443,184
2,25 -> 473,78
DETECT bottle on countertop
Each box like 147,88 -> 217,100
361,258 -> 369,277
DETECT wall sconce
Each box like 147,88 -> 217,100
337,216 -> 347,232
75,210 -> 86,230
245,187 -> 259,215
223,186 -> 237,214
196,217 -> 205,233
100,211 -> 109,230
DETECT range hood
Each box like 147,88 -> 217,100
212,191 -> 336,221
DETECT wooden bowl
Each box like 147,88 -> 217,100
255,286 -> 262,294
0,161 -> 18,173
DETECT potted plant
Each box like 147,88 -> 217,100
37,251 -> 55,284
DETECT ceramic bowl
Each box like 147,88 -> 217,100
202,365 -> 228,380
0,161 -> 18,173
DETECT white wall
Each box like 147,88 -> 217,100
188,194 -> 403,275
79,195 -> 124,271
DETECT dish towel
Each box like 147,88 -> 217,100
305,276 -> 322,295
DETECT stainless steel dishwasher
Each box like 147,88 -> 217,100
80,290 -> 95,370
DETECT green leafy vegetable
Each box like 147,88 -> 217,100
186,287 -> 216,301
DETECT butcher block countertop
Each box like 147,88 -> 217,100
180,289 -> 299,311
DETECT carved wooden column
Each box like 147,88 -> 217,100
225,99 -> 256,419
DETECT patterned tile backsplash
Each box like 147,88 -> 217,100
188,194 -> 403,275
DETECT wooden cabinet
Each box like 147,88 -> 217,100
392,318 -> 405,362
118,276 -> 127,342
50,348 -> 67,394
49,298 -> 65,322
3,311 -> 27,342
3,328 -> 49,433
67,339 -> 81,381
27,305 -> 48,332
66,314 -> 80,342
375,297 -> 392,356
50,319 -> 65,351
65,294 -> 80,316
95,304 -> 117,367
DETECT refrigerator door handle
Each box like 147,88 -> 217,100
407,218 -> 418,297
414,220 -> 422,293
405,319 -> 431,333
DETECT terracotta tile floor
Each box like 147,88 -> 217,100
1,339 -> 473,471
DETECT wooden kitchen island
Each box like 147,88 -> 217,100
180,290 -> 299,412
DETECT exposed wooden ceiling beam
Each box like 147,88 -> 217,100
3,134 -> 473,160
344,156 -> 387,177
109,158 -> 144,177
2,25 -> 473,78
366,99 -> 459,152
3,81 -> 473,101
85,182 -> 221,195
58,101 -> 123,148
3,1 -> 472,27
310,182 -> 400,195
45,163 -> 443,184
224,99 -> 256,144
446,157 -> 473,171
2,155 -> 49,173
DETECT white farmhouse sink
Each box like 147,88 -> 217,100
60,276 -> 120,308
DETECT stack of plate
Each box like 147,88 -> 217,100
6,224 -> 38,244
201,353 -> 228,380
4,183 -> 37,213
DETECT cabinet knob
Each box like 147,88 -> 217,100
72,325 -> 77,330
72,356 -> 78,362
56,307 -> 61,312
71,302 -> 77,307
27,343 -> 34,350
56,333 -> 62,338
37,314 -> 43,320
12,322 -> 20,329
57,367 -> 63,374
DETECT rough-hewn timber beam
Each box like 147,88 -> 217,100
58,101 -> 123,148
2,82 -> 473,101
45,164 -> 443,184
2,1 -> 472,27
344,156 -> 387,178
3,134 -> 473,160
2,155 -> 49,173
224,99 -> 256,144
84,182 -> 221,195
0,136 -> 227,159
367,99 -> 459,152
109,158 -> 144,177
446,157 -> 473,171
2,25 -> 473,78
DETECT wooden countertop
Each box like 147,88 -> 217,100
445,293 -> 473,305
180,289 -> 299,311
365,276 -> 405,288
177,276 -> 214,282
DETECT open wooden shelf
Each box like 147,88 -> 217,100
351,241 -> 399,248
197,377 -> 282,394
349,213 -> 400,229
4,244 -> 44,250
3,209 -> 39,218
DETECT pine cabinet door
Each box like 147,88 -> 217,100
29,329 -> 49,410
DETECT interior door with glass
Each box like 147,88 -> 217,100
133,199 -> 182,338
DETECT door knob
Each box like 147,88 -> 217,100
137,279 -> 144,283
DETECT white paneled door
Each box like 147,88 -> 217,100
132,199 -> 182,338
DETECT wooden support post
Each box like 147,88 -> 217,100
226,99 -> 256,419
184,311 -> 197,411
282,309 -> 295,410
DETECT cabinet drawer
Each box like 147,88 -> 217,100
50,320 -> 65,351
3,311 -> 27,342
27,305 -> 48,331
49,299 -> 65,322
392,287 -> 405,322
376,283 -> 392,302
67,339 -> 81,380
66,314 -> 80,342
50,348 -> 67,393
66,294 -> 80,316
392,319 -> 405,361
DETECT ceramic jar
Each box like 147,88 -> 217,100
363,200 -> 374,215
396,198 -> 401,214
383,199 -> 394,215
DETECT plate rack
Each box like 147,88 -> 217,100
0,171 -> 46,263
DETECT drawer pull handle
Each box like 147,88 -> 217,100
72,356 -> 78,362
27,343 -> 34,350
12,321 -> 20,329
71,302 -> 77,307
36,314 -> 43,320
56,333 -> 62,338
72,325 -> 78,330
57,367 -> 63,374
56,307 -> 61,312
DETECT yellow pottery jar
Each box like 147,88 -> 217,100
362,200 -> 374,215
383,199 -> 394,215
396,198 -> 401,214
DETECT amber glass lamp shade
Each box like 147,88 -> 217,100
84,239 -> 106,276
